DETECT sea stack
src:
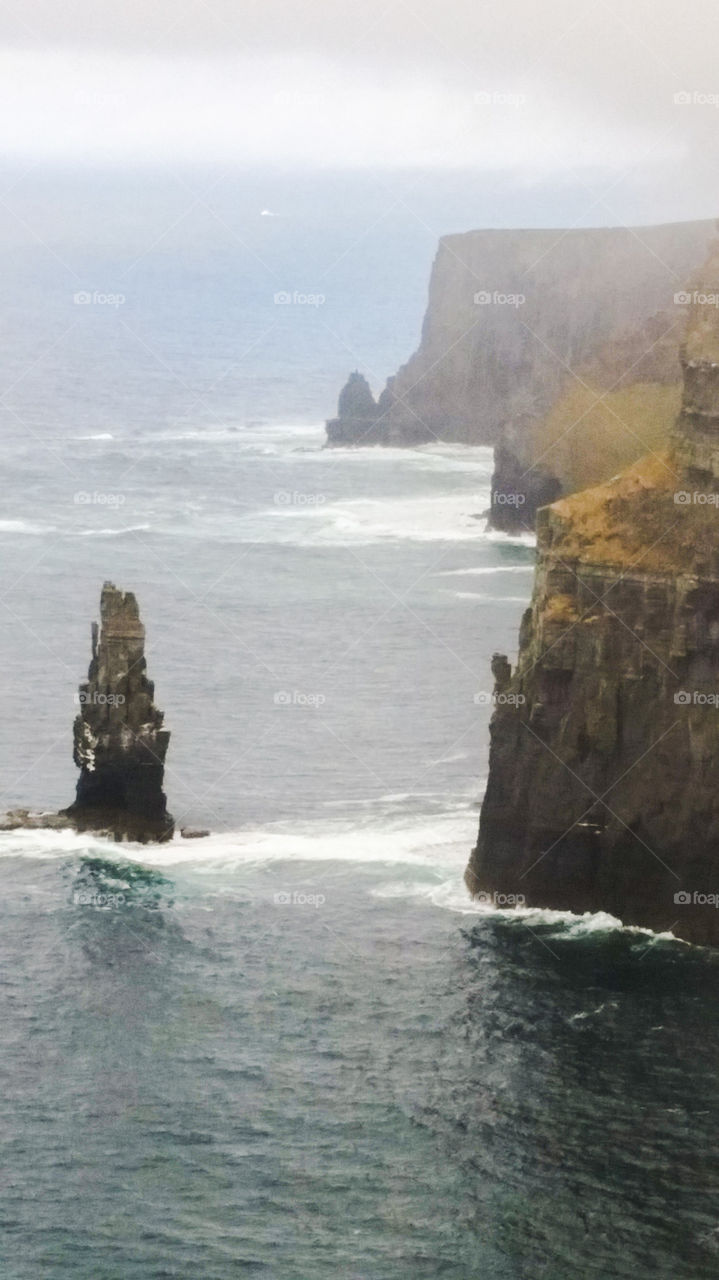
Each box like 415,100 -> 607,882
64,582 -> 173,842
325,370 -> 432,447
466,235 -> 719,946
325,371 -> 385,446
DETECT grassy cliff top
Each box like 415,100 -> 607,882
530,382 -> 681,494
542,450 -> 719,573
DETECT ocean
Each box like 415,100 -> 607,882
2,167 -> 719,1279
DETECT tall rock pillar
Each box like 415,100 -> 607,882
65,582 -> 173,842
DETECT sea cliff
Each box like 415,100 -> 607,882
327,219 -> 714,527
466,237 -> 719,946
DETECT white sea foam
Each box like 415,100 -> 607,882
322,442 -> 494,476
252,493 -> 491,545
0,809 -> 471,872
370,877 -> 683,943
447,591 -> 530,602
73,524 -> 152,537
483,527 -> 537,548
0,519 -> 53,535
437,564 -> 535,577
0,821 -> 687,946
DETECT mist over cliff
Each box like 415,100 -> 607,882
327,219 -> 714,525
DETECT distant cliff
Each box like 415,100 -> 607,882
466,237 -> 719,947
326,220 -> 714,520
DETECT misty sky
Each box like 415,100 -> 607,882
0,0 -> 717,208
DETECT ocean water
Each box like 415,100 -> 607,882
2,169 -> 719,1279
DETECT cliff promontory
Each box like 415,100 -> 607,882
327,220 -> 713,525
466,238 -> 719,946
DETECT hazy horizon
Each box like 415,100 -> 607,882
0,0 -> 716,228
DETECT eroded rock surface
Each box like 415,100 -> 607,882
326,220 -> 714,522
63,582 -> 173,842
466,237 -> 719,946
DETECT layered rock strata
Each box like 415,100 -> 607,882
63,583 -> 173,842
466,239 -> 719,947
490,309 -> 684,533
326,220 -> 713,527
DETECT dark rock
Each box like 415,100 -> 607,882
489,435 -> 562,534
337,371 -> 377,420
325,222 -> 716,532
0,809 -> 73,832
180,826 -> 210,839
466,236 -> 719,947
62,582 -> 174,843
325,371 -> 433,447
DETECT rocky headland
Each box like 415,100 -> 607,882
327,219 -> 714,528
466,237 -> 719,947
1,583 -> 174,843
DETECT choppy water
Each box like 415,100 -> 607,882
2,170 -> 719,1278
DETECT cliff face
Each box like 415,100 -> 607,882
65,582 -> 173,842
466,239 -> 719,946
326,219 -> 713,520
489,309 -> 684,532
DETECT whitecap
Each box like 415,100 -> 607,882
437,564 -> 535,577
0,518 -> 53,535
73,524 -> 152,537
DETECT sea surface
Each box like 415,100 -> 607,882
2,169 -> 719,1279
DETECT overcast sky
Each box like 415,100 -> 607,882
0,0 -> 717,201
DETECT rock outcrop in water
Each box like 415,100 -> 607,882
326,220 -> 714,518
64,583 -> 173,842
0,583 -> 175,842
466,237 -> 719,947
326,370 -> 432,447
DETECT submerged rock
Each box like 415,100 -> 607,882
466,234 -> 719,947
0,809 -> 72,832
62,582 -> 174,843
